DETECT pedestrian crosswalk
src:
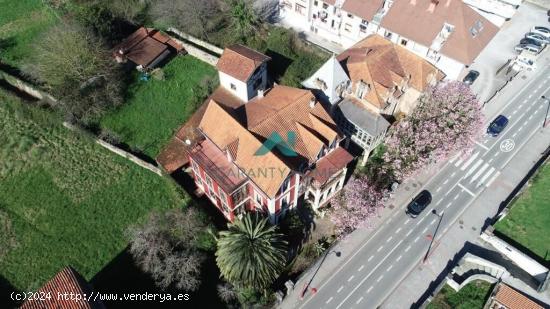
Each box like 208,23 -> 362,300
449,151 -> 500,188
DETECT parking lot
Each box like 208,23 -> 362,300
467,1 -> 549,103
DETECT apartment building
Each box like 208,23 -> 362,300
279,0 -> 499,79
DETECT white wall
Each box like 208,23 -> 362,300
219,71 -> 249,102
435,55 -> 464,80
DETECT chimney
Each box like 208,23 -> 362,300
258,89 -> 265,98
427,0 -> 439,12
309,97 -> 316,108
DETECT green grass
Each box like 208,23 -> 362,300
0,90 -> 189,291
427,281 -> 493,309
494,162 -> 550,262
0,0 -> 59,66
100,56 -> 217,158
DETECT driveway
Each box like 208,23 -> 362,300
467,2 -> 549,104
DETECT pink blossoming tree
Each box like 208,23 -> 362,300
384,81 -> 484,181
330,176 -> 387,236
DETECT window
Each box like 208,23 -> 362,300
295,3 -> 306,15
331,20 -> 335,28
322,3 -> 328,9
356,81 -> 368,98
281,177 -> 291,193
344,23 -> 352,32
219,190 -> 230,213
191,160 -> 199,174
281,195 -> 290,211
254,190 -> 263,206
400,38 -> 408,46
205,175 -> 215,197
384,31 -> 392,39
347,13 -> 353,18
314,0 -> 318,6
230,83 -> 236,90
359,24 -> 367,33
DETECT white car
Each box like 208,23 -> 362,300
531,26 -> 550,38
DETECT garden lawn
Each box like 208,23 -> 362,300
100,56 -> 217,158
0,90 -> 188,291
494,162 -> 550,262
0,0 -> 59,66
427,281 -> 493,309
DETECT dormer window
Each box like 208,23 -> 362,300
356,80 -> 369,99
330,138 -> 337,149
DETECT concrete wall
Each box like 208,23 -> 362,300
219,71 -> 249,101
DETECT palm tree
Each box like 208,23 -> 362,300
216,214 -> 288,291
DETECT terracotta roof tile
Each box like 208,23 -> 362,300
342,0 -> 386,21
380,0 -> 498,64
491,283 -> 545,309
21,267 -> 104,309
337,34 -> 443,108
216,44 -> 271,82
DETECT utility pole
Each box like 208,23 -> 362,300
423,209 -> 444,263
300,249 -> 341,299
542,96 -> 550,129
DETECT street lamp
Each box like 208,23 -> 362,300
542,96 -> 550,129
300,249 -> 341,299
423,209 -> 444,263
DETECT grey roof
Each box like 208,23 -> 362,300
302,55 -> 350,105
339,99 -> 390,136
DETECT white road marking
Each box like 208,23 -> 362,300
512,109 -> 518,115
454,156 -> 464,167
488,158 -> 494,164
376,275 -> 383,282
443,179 -> 449,185
367,286 -> 373,293
396,255 -> 402,262
387,265 -> 393,272
430,218 -> 436,225
460,152 -> 479,170
436,186 -> 442,192
392,211 -> 399,218
368,255 -> 374,262
404,219 -> 410,225
443,227 -> 449,234
395,227 -> 402,234
436,199 -> 443,205
422,227 -> 428,234
485,171 -> 501,187
449,153 -> 460,163
356,297 -> 364,305
406,229 -> 413,237
528,115 -> 533,120
405,245 -> 411,252
453,193 -> 460,200
358,265 -> 365,272
387,236 -> 393,243
474,141 -> 489,150
493,152 -> 499,158
465,159 -> 483,177
471,163 -> 490,183
458,183 -> 476,196
512,132 -> 518,138
451,172 -> 456,177
337,286 -> 344,293
478,167 -> 495,185
445,202 -> 452,209
377,246 -> 383,252
326,297 -> 333,304
348,275 -> 355,282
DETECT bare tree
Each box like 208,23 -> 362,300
127,207 -> 213,291
149,0 -> 221,39
24,22 -> 123,123
251,0 -> 279,22
217,282 -> 238,303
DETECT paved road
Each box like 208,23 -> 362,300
295,66 -> 550,309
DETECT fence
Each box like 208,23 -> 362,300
0,70 -> 57,104
166,28 -> 222,66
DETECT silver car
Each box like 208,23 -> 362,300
531,26 -> 550,38
514,43 -> 542,54
525,32 -> 550,44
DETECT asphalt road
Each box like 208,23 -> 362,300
297,66 -> 550,309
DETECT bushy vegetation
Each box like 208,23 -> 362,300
0,0 -> 59,66
0,90 -> 187,291
100,56 -> 218,157
427,281 -> 493,309
495,162 -> 550,262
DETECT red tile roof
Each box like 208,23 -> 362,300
216,45 -> 271,82
343,0 -> 385,21
113,27 -> 184,68
490,283 -> 545,309
380,0 -> 498,64
309,146 -> 354,185
20,267 -> 105,309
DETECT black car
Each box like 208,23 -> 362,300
406,190 -> 432,218
463,70 -> 479,85
487,115 -> 509,137
520,38 -> 544,47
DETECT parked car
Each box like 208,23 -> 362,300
406,190 -> 432,218
463,70 -> 479,85
487,115 -> 509,137
520,38 -> 544,48
525,32 -> 550,44
531,26 -> 550,38
514,43 -> 542,54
